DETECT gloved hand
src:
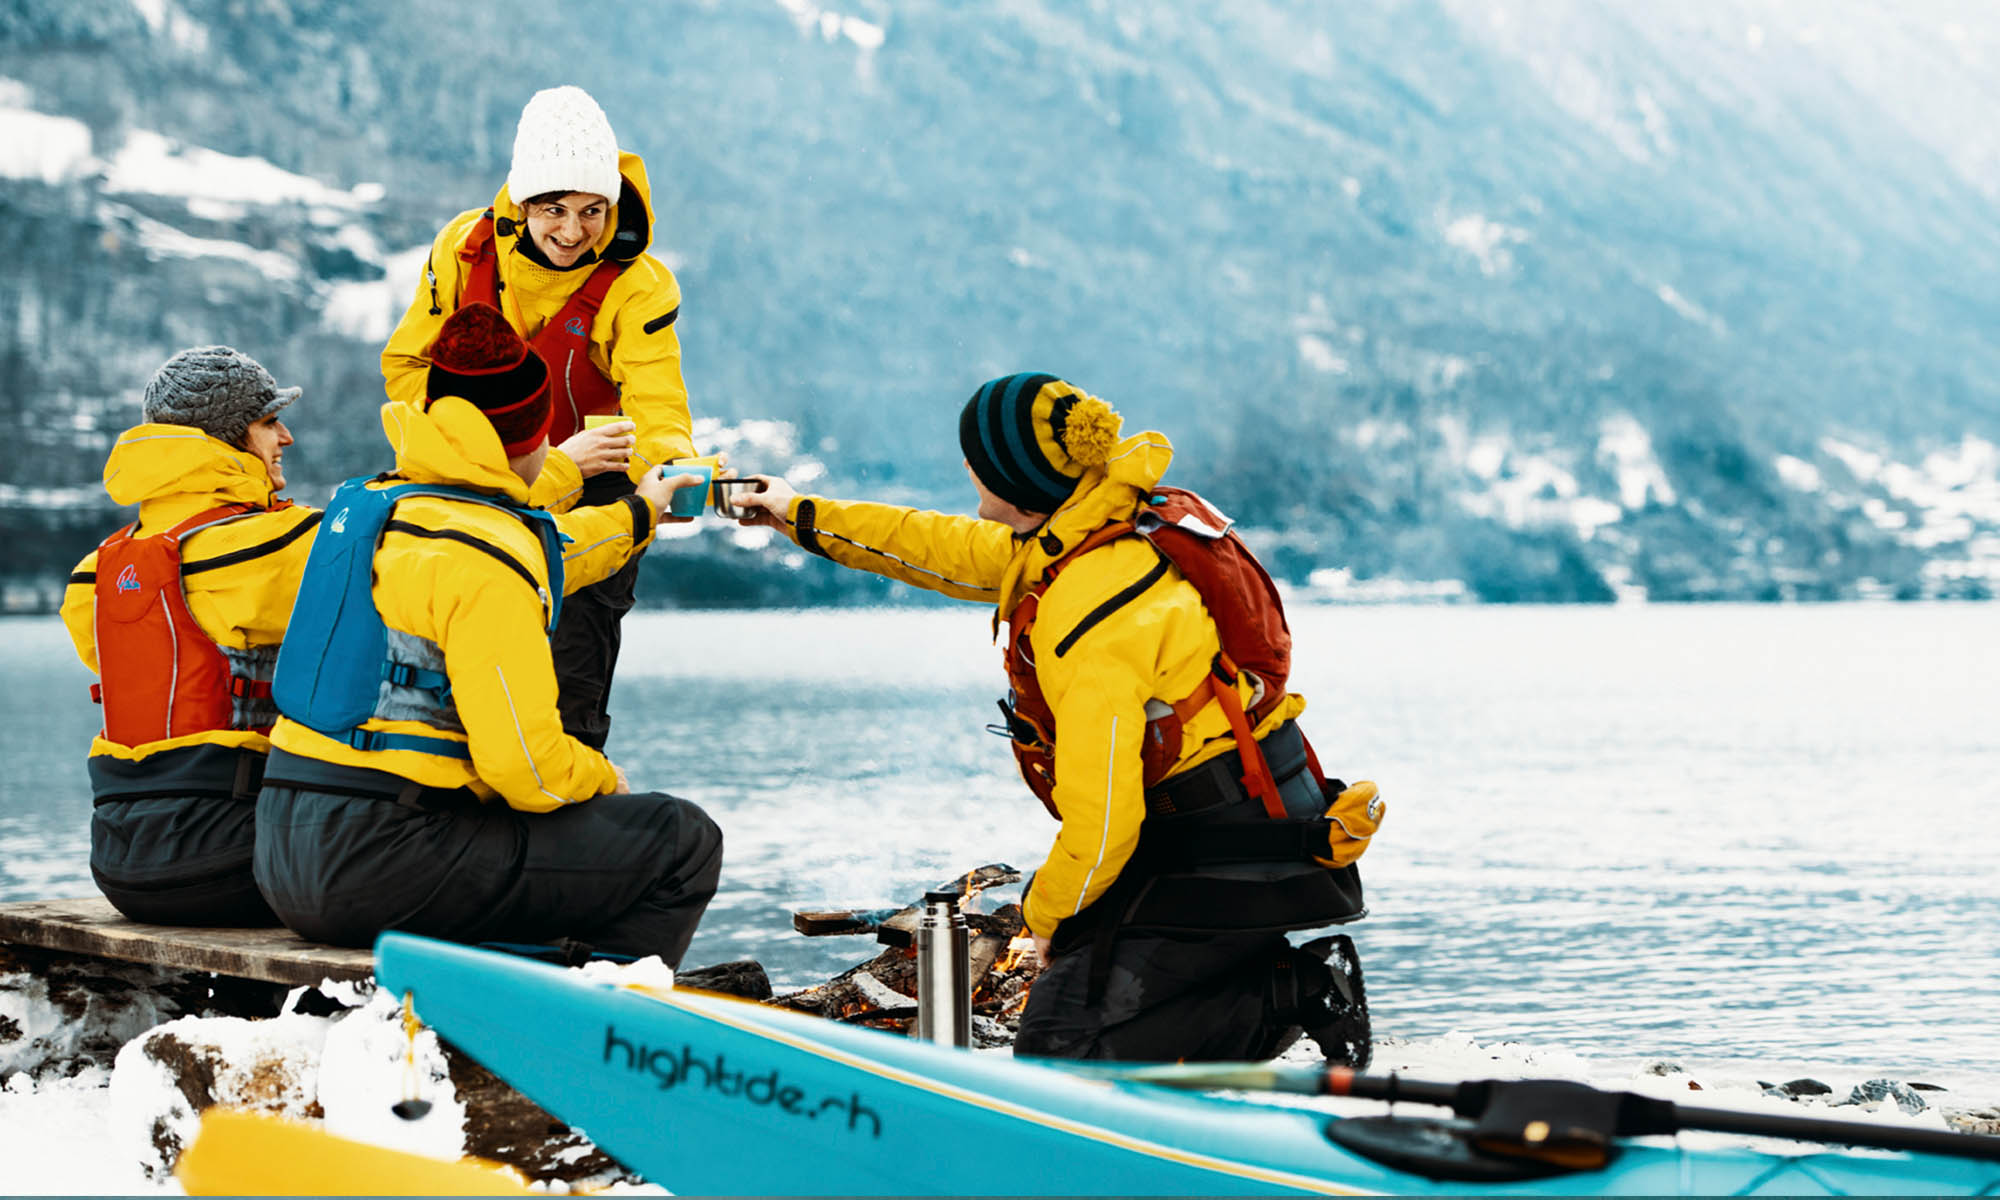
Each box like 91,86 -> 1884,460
1316,779 -> 1384,869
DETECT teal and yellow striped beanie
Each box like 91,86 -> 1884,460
958,373 -> 1123,514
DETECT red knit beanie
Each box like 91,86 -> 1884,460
426,303 -> 553,456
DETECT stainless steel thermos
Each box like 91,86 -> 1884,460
915,889 -> 971,1046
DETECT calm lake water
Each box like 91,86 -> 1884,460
4,604 -> 1995,1077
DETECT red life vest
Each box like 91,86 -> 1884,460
90,504 -> 276,744
999,487 -> 1300,820
458,208 -> 626,443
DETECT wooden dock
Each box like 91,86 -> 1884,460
0,897 -> 374,986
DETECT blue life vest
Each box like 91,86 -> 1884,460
272,477 -> 566,759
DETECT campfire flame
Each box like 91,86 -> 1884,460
994,935 -> 1036,976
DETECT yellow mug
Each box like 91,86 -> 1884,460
582,413 -> 633,431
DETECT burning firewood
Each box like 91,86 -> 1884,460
772,865 -> 1044,1046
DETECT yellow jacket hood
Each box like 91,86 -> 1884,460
992,428 -> 1176,621
103,423 -> 277,515
492,150 -> 657,263
378,399 -> 532,503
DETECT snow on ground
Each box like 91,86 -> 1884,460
0,1067 -> 166,1196
321,243 -> 429,342
103,129 -> 376,212
115,204 -> 304,282
2,1005 -> 1992,1193
1820,434 -> 2000,582
1440,417 -> 1627,539
1441,211 -> 1528,276
1598,412 -> 1677,509
0,96 -> 93,183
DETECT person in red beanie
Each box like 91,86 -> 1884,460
253,304 -> 723,965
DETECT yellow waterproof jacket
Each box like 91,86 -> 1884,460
380,150 -> 694,508
778,431 -> 1306,937
267,399 -> 659,812
62,424 -> 321,761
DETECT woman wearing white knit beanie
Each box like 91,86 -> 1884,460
381,84 -> 700,750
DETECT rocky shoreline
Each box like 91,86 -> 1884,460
3,924 -> 1995,1190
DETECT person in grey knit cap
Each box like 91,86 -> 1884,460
144,345 -> 301,474
58,345 -> 320,927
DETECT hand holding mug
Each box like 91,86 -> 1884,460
635,467 -> 707,524
557,420 -> 636,478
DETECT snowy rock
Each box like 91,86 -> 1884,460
108,1010 -> 333,1180
99,978 -> 638,1188
1948,1107 -> 2000,1136
0,945 -> 226,1077
317,989 -> 465,1163
1842,1077 -> 1929,1115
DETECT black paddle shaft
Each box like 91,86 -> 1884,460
1325,1070 -> 2000,1163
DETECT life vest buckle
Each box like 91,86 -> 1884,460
383,661 -> 454,706
227,675 -> 273,700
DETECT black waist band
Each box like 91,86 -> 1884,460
89,743 -> 265,806
1146,718 -> 1310,818
262,748 -> 485,813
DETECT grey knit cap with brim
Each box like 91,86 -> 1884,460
142,346 -> 300,447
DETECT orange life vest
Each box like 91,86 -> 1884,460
998,487 -> 1298,820
90,504 -> 278,744
458,208 -> 626,444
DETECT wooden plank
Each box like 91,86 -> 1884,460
791,907 -> 901,937
0,897 -> 374,986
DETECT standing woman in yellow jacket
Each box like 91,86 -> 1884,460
61,348 -> 320,925
381,85 -> 694,750
731,375 -> 1378,1063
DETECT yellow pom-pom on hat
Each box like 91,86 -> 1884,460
1062,394 -> 1122,468
959,373 -> 1124,513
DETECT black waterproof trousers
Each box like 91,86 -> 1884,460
252,760 -> 723,965
552,472 -> 647,750
92,794 -> 278,927
1014,931 -> 1306,1061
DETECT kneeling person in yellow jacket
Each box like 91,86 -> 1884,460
253,304 -> 722,965
732,374 -> 1376,1062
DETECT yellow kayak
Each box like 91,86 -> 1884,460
176,1108 -> 538,1196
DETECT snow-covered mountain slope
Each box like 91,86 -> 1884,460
1,0 -> 1995,602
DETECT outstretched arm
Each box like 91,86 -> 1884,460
730,475 -> 1014,603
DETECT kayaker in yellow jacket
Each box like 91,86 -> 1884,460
255,304 -> 722,965
381,85 -> 696,752
732,374 -> 1374,1062
61,347 -> 320,925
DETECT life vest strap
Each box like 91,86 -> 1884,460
343,728 -> 473,759
1207,654 -> 1285,819
382,661 -> 453,705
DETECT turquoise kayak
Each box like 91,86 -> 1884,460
374,934 -> 2000,1196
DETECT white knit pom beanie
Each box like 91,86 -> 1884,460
507,86 -> 622,204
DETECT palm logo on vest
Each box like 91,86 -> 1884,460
329,507 -> 349,534
115,564 -> 142,593
564,316 -> 587,337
